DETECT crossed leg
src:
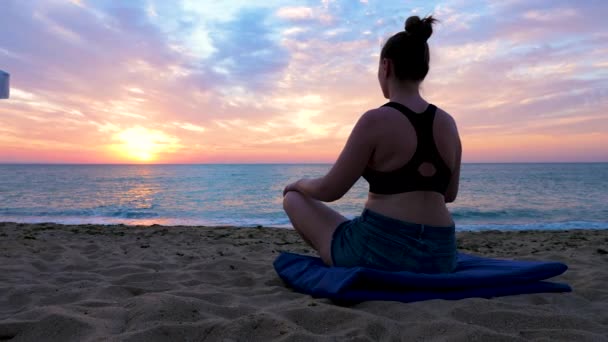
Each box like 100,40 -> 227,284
283,191 -> 348,265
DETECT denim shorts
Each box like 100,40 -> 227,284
331,209 -> 457,273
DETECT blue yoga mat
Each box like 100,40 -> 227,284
273,252 -> 571,304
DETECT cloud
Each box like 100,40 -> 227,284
207,8 -> 290,89
173,122 -> 206,132
276,7 -> 314,21
522,8 -> 578,22
0,0 -> 606,163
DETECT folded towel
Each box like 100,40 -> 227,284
274,252 -> 571,304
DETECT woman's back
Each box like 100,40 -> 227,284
282,15 -> 460,271
364,100 -> 461,228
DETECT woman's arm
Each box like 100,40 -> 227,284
444,147 -> 460,203
284,110 -> 378,202
444,118 -> 462,203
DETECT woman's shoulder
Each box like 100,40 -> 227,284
357,103 -> 459,134
355,107 -> 391,127
433,105 -> 459,132
359,105 -> 405,123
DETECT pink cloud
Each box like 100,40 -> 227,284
0,0 -> 606,163
276,7 -> 314,21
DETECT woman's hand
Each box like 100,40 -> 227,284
282,178 -> 326,200
283,180 -> 301,196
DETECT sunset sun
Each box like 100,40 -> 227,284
111,127 -> 181,162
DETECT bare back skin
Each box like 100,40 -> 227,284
364,103 -> 461,228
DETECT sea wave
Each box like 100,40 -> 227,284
2,164 -> 607,231
452,208 -> 540,219
1,213 -> 606,231
456,221 -> 608,231
0,207 -> 159,220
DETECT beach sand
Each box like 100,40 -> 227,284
1,222 -> 607,341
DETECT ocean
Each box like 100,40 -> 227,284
0,163 -> 606,231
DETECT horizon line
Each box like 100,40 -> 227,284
1,161 -> 607,165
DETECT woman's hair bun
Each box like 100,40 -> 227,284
404,15 -> 437,42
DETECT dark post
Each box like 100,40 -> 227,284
0,70 -> 9,99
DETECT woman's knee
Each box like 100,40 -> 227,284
283,191 -> 304,212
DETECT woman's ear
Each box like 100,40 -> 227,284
381,58 -> 391,79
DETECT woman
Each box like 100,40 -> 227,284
283,15 -> 461,274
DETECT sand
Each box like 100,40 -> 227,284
0,222 -> 607,341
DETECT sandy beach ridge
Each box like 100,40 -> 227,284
1,222 -> 607,341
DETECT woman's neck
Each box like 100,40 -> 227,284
388,82 -> 427,112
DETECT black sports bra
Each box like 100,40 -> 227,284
362,102 -> 452,195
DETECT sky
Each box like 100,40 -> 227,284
0,0 -> 607,163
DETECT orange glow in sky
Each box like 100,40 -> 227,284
0,1 -> 606,163
109,127 -> 182,163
